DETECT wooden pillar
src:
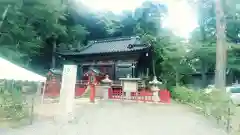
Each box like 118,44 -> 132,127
113,60 -> 116,80
132,61 -> 136,78
90,84 -> 95,103
78,64 -> 83,80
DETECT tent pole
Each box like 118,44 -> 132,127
41,81 -> 47,104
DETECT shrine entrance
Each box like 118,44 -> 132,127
82,65 -> 114,80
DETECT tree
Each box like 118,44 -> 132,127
188,28 -> 216,87
214,0 -> 227,89
187,0 -> 240,87
132,1 -> 168,77
0,0 -> 89,73
158,31 -> 194,86
0,2 -> 42,63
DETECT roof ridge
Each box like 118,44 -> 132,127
66,36 -> 140,53
89,36 -> 140,44
76,36 -> 144,53
74,43 -> 94,53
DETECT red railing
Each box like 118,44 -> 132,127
108,88 -> 171,103
42,79 -> 171,103
159,90 -> 171,103
109,89 -> 154,101
42,80 -> 88,97
109,89 -> 123,99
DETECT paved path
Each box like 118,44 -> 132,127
1,100 -> 227,135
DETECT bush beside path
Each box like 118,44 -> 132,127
170,86 -> 240,135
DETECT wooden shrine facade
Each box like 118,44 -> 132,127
57,36 -> 153,81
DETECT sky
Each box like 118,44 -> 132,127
78,0 -> 198,39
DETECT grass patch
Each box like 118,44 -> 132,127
170,86 -> 238,134
0,90 -> 32,128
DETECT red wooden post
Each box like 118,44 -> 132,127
108,88 -> 112,99
160,90 -> 171,103
159,90 -> 164,102
90,84 -> 95,103
143,91 -> 146,103
166,90 -> 171,103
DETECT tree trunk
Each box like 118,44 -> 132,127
52,40 -> 56,68
214,0 -> 227,90
175,71 -> 179,86
201,60 -> 207,88
0,5 -> 10,29
152,58 -> 156,76
199,8 -> 208,88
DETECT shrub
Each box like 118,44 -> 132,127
0,89 -> 28,120
0,79 -> 38,121
171,86 -> 236,133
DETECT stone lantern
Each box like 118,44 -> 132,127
149,76 -> 162,102
101,75 -> 112,100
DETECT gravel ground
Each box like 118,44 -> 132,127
1,100 -> 227,135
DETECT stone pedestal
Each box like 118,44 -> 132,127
59,65 -> 77,122
152,91 -> 160,102
119,77 -> 141,99
103,86 -> 110,100
95,85 -> 104,98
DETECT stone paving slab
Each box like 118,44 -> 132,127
2,100 -> 227,135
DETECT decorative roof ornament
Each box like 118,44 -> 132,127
127,44 -> 134,49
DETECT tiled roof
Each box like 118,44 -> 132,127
58,36 -> 150,55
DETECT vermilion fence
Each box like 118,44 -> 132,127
109,89 -> 154,102
108,88 -> 171,103
41,80 -> 171,103
42,80 -> 88,97
159,90 -> 171,103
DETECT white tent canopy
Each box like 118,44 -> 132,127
0,57 -> 46,82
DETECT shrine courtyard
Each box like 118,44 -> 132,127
1,99 -> 227,135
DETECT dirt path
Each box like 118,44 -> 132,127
1,100 -> 227,135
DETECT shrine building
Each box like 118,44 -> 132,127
57,36 -> 153,81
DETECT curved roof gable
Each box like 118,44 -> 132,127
59,36 -> 151,56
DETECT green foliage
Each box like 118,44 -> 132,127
1,0 -> 240,88
0,0 -> 89,73
0,89 -> 27,120
171,86 -> 236,132
0,80 -> 38,121
160,0 -> 240,86
191,0 -> 240,72
0,90 -> 26,120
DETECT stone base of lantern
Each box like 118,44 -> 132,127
103,86 -> 110,100
152,91 -> 160,102
95,85 -> 104,99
